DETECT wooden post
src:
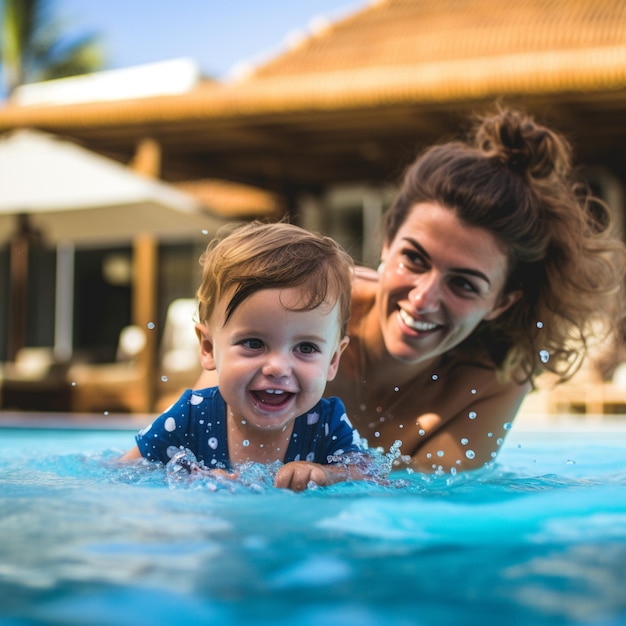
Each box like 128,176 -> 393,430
131,137 -> 161,178
8,232 -> 29,361
129,137 -> 162,412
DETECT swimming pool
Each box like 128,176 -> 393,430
1,419 -> 625,626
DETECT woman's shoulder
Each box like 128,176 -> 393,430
351,266 -> 377,309
442,348 -> 530,400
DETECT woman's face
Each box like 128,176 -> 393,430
376,202 -> 520,365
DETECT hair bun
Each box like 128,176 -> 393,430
475,108 -> 570,179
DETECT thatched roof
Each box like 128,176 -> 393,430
1,0 -> 625,193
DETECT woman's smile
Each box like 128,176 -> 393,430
398,308 -> 441,334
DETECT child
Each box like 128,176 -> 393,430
122,221 -> 368,491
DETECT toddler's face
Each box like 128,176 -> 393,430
206,287 -> 348,433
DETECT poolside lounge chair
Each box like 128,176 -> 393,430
0,347 -> 71,411
68,325 -> 150,414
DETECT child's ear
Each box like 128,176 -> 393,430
195,323 -> 216,371
326,335 -> 350,382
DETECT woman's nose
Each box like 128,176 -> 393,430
409,274 -> 441,313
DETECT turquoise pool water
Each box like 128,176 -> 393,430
1,423 -> 625,626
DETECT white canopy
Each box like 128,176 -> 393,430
0,129 -> 221,245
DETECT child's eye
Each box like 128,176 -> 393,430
241,338 -> 264,350
297,342 -> 320,355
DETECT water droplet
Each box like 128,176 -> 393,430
497,438 -> 504,446
360,403 -> 367,411
103,411 -> 109,416
487,432 -> 493,438
374,431 -> 380,438
536,321 -> 544,329
503,422 -> 512,431
431,374 -> 438,381
491,452 -> 497,458
147,322 -> 155,330
201,229 -> 209,235
242,440 -> 249,447
160,375 -> 168,383
394,386 -> 400,392
437,450 -> 444,457
450,467 -> 457,476
399,424 -> 404,429
426,453 -> 432,459
71,381 -> 76,387
539,349 -> 550,363
470,388 -> 477,395
418,429 -> 425,436
461,437 -> 469,445
465,450 -> 476,459
566,459 -> 576,465
468,411 -> 477,420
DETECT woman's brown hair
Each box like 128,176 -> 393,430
383,106 -> 626,384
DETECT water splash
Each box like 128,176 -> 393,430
162,444 -> 408,493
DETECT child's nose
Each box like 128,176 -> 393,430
262,353 -> 292,378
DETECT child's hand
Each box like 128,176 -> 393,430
275,461 -> 345,491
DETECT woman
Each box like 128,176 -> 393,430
197,107 -> 626,473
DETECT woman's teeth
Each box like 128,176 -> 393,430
400,309 -> 438,331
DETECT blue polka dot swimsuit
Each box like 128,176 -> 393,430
135,387 -> 364,469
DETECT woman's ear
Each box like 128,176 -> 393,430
195,323 -> 216,371
483,289 -> 523,321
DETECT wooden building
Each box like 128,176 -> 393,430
1,0 -> 625,412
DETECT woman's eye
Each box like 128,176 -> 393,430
298,342 -> 319,355
242,338 -> 264,350
401,249 -> 427,269
452,277 -> 479,295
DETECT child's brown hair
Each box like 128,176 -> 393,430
197,221 -> 353,335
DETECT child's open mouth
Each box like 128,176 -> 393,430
251,389 -> 295,408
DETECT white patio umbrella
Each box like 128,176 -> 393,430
0,129 -> 222,362
0,129 -> 220,244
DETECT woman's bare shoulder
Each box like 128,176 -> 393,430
354,265 -> 379,282
350,266 -> 377,319
353,266 -> 378,296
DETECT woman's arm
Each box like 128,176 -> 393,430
410,377 -> 530,473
